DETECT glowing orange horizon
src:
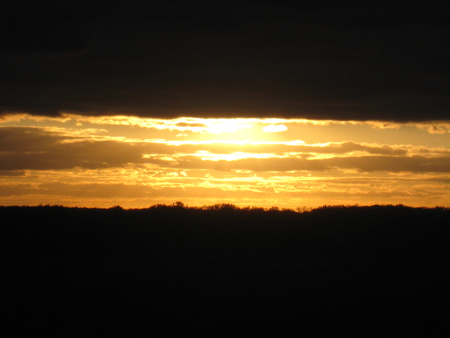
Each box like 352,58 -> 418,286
0,114 -> 449,209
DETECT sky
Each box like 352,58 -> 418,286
1,2 -> 449,208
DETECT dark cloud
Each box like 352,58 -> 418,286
165,155 -> 450,174
427,177 -> 450,184
0,127 -> 65,152
328,155 -> 450,173
1,2 -> 449,121
0,170 -> 26,177
307,142 -> 408,156
0,127 -> 144,170
0,183 -> 34,196
1,2 -> 95,53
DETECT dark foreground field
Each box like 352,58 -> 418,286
2,204 -> 450,335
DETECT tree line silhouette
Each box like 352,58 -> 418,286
2,203 -> 450,335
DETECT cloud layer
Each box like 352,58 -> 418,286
1,3 -> 449,121
1,114 -> 449,208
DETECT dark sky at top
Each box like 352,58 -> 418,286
1,1 -> 449,122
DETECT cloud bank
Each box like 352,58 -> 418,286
1,3 -> 449,122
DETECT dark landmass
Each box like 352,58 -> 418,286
2,204 -> 450,334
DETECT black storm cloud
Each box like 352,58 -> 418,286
1,2 -> 449,122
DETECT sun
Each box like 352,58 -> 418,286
194,118 -> 289,143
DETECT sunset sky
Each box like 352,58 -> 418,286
1,2 -> 449,208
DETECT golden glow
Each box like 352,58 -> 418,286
195,151 -> 278,161
0,114 -> 449,209
262,124 -> 288,133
